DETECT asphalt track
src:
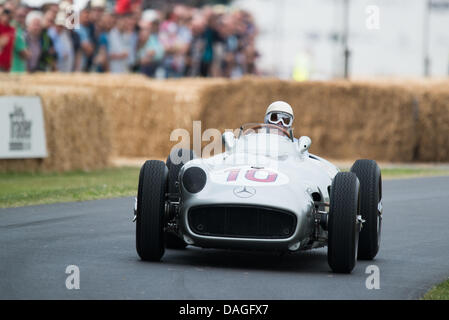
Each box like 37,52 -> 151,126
1,176 -> 449,300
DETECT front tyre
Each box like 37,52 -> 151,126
350,159 -> 382,260
136,160 -> 168,261
328,172 -> 361,273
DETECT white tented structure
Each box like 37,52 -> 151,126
233,0 -> 449,79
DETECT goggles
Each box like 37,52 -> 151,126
267,112 -> 293,127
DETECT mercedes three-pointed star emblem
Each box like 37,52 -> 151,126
233,186 -> 256,198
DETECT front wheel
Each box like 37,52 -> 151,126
328,172 -> 361,273
136,160 -> 168,261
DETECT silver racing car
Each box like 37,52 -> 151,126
134,123 -> 383,273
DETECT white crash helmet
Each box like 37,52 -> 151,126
264,101 -> 294,128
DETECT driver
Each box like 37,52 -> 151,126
264,101 -> 294,138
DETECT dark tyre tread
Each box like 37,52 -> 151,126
350,159 -> 382,260
328,172 -> 360,273
136,160 -> 167,261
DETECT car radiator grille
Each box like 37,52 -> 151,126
188,206 -> 297,239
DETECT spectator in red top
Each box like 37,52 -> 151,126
0,6 -> 16,72
115,0 -> 131,15
116,0 -> 142,15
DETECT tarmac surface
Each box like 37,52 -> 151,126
1,176 -> 448,299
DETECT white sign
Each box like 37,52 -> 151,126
0,96 -> 48,159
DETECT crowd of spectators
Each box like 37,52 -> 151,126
0,0 -> 259,77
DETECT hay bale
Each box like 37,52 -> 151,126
199,78 -> 418,162
0,83 -> 112,172
86,82 -> 205,158
2,74 -> 448,169
416,88 -> 449,162
7,74 -> 214,159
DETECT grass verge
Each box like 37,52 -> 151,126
380,167 -> 449,179
423,279 -> 449,300
1,166 -> 449,208
0,167 -> 140,208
